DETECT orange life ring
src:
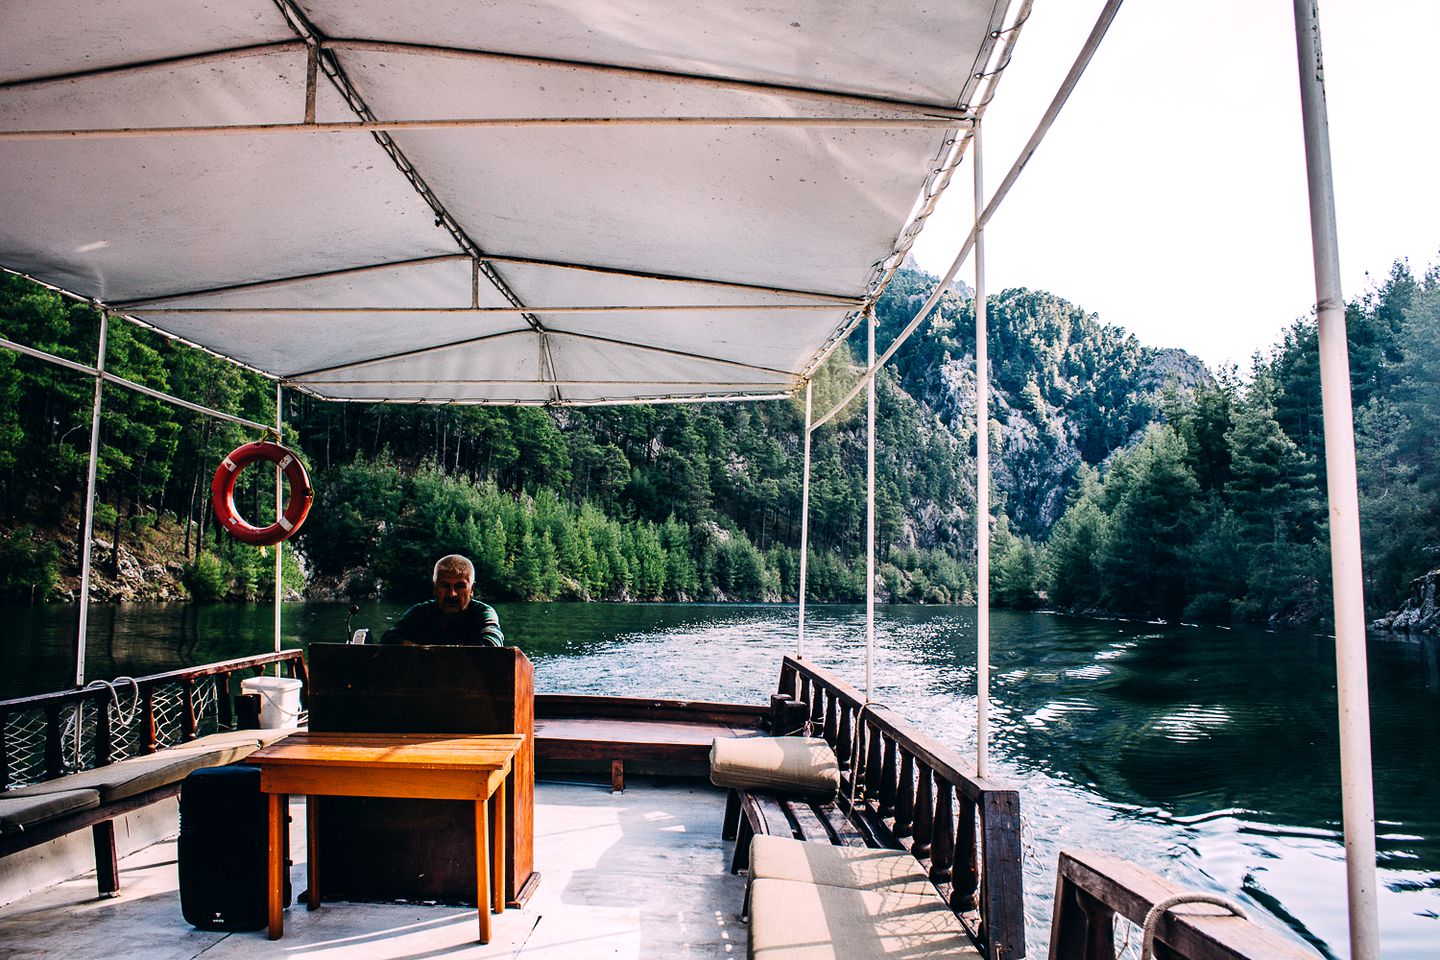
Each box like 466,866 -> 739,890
211,441 -> 313,546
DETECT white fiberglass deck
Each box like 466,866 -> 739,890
0,779 -> 747,959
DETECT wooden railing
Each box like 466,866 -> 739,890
0,650 -> 307,790
778,656 -> 1026,960
1050,851 -> 1318,960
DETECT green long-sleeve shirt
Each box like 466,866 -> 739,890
379,599 -> 504,646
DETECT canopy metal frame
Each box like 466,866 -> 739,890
0,1 -> 1382,956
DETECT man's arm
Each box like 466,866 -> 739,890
478,603 -> 504,647
380,603 -> 424,645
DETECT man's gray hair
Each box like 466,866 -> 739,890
433,554 -> 475,586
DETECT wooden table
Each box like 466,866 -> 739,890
248,731 -> 524,942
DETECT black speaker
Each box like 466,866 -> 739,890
178,765 -> 289,931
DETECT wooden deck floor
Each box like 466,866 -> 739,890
0,779 -> 748,959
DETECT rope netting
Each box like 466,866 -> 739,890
2,708 -> 48,788
3,677 -> 226,789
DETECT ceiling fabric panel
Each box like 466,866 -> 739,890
0,47 -> 462,303
124,257 -> 491,309
0,1 -> 293,84
0,0 -> 1013,405
536,309 -> 847,375
491,260 -> 852,308
300,0 -> 998,107
288,332 -> 550,403
386,126 -> 936,295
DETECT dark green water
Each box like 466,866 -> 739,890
3,603 -> 1436,958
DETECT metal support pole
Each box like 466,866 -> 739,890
273,383 -> 283,657
973,122 -> 991,781
865,311 -> 876,700
798,381 -> 813,659
1292,3 -> 1379,958
75,310 -> 108,687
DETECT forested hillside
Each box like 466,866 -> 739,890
10,257 -> 1434,628
1044,259 -> 1440,626
0,267 -> 1192,607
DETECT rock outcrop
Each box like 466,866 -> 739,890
1371,569 -> 1440,634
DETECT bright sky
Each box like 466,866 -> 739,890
908,0 -> 1440,371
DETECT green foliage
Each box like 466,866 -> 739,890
1044,467 -> 1106,610
7,254 -> 1439,623
0,525 -> 63,602
1044,255 -> 1440,625
990,517 -> 1043,609
183,552 -> 226,602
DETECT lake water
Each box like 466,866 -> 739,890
3,602 -> 1436,958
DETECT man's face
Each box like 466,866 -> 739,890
434,571 -> 473,616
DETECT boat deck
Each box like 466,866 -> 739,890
0,778 -> 748,959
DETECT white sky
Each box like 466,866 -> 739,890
908,0 -> 1440,371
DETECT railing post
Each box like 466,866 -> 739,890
181,678 -> 198,742
823,689 -> 839,746
913,765 -> 935,859
894,751 -> 916,838
879,734 -> 898,818
216,671 -> 233,730
864,723 -> 884,802
982,790 -> 1026,960
954,795 -> 979,911
141,683 -> 157,754
778,659 -> 798,699
930,781 -> 955,885
1048,873 -> 1115,960
95,694 -> 112,767
0,713 -> 10,790
43,705 -> 64,779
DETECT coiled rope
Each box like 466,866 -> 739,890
69,677 -> 140,765
1141,893 -> 1249,960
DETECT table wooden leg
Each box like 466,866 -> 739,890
475,797 -> 491,944
306,796 -> 320,910
491,780 -> 506,914
267,792 -> 286,940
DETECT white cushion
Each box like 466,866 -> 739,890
709,736 -> 839,800
750,835 -> 935,897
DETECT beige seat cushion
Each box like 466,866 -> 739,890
8,730 -> 268,802
749,878 -> 980,959
750,835 -> 935,897
710,736 -> 839,800
0,789 -> 102,834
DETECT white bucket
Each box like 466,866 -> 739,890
240,676 -> 304,729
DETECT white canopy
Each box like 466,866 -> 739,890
0,0 -> 1009,404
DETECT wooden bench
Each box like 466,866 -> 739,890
722,783 -> 867,873
0,652 -> 306,897
536,693 -> 767,792
733,658 -> 1027,960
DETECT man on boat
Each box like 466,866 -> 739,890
380,554 -> 504,646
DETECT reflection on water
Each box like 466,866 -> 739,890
3,602 -> 1436,957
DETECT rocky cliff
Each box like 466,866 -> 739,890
1372,569 -> 1440,634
